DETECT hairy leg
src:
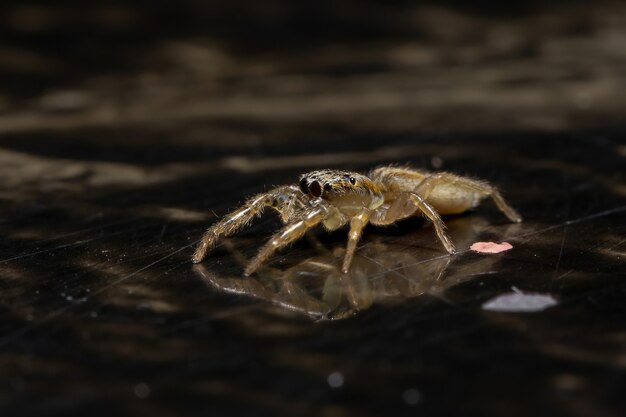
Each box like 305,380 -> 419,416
244,207 -> 328,276
192,186 -> 300,264
342,209 -> 371,273
372,192 -> 455,253
414,173 -> 522,223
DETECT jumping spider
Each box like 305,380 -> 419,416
192,166 -> 522,276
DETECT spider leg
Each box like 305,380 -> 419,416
192,186 -> 299,264
414,173 -> 522,223
372,192 -> 455,254
341,209 -> 371,273
244,207 -> 328,276
408,193 -> 456,253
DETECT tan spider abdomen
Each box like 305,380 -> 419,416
424,184 -> 482,215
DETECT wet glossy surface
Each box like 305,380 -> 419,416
1,134 -> 624,416
1,2 -> 626,416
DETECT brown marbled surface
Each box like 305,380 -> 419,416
0,2 -> 625,416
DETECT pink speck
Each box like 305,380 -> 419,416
470,241 -> 513,254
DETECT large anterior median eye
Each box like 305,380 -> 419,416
309,180 -> 322,197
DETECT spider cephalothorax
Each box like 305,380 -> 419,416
299,170 -> 382,198
192,166 -> 522,276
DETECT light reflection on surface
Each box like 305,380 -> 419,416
194,217 -> 521,320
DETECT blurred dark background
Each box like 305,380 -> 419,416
1,0 -> 625,135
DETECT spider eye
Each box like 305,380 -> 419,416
324,183 -> 332,192
299,178 -> 309,194
309,180 -> 322,197
349,176 -> 356,185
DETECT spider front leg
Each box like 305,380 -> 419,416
342,209 -> 371,273
192,186 -> 298,264
244,207 -> 328,276
415,173 -> 522,223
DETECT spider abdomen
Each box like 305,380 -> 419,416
425,184 -> 482,215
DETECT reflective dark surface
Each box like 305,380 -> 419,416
1,1 -> 626,416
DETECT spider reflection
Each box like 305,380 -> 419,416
193,217 -> 520,320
